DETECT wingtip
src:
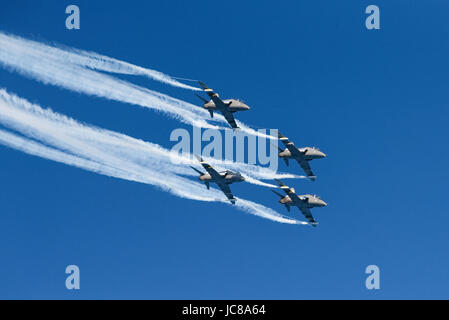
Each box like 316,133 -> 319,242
197,81 -> 208,90
274,178 -> 283,185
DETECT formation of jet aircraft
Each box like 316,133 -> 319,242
191,81 -> 327,226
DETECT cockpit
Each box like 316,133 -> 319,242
221,170 -> 238,175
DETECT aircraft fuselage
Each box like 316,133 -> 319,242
279,194 -> 327,208
278,147 -> 326,161
199,172 -> 245,184
203,99 -> 250,113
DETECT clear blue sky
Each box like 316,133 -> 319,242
0,0 -> 448,299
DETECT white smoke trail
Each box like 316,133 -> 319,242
0,128 -> 303,225
235,199 -> 308,225
0,32 -> 222,129
0,88 -> 296,183
70,49 -> 202,91
0,89 -> 308,225
0,31 -> 276,141
0,32 -> 200,91
242,176 -> 278,188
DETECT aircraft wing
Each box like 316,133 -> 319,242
219,106 -> 239,129
274,179 -> 302,205
298,205 -> 317,226
215,180 -> 236,204
278,132 -> 302,157
198,81 -> 238,129
296,158 -> 316,181
196,155 -> 222,181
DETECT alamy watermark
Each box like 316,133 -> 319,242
65,265 -> 80,290
169,127 -> 279,171
365,264 -> 380,290
65,5 -> 80,30
365,5 -> 380,30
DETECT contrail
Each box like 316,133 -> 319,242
241,176 -> 278,188
0,89 -> 309,225
70,49 -> 202,91
0,32 -> 200,91
0,88 -> 297,183
0,31 -> 275,140
0,32 -> 216,129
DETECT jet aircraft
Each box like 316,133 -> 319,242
277,132 -> 326,181
271,179 -> 327,226
195,81 -> 250,129
190,155 -> 245,204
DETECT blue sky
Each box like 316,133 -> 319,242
0,0 -> 448,299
